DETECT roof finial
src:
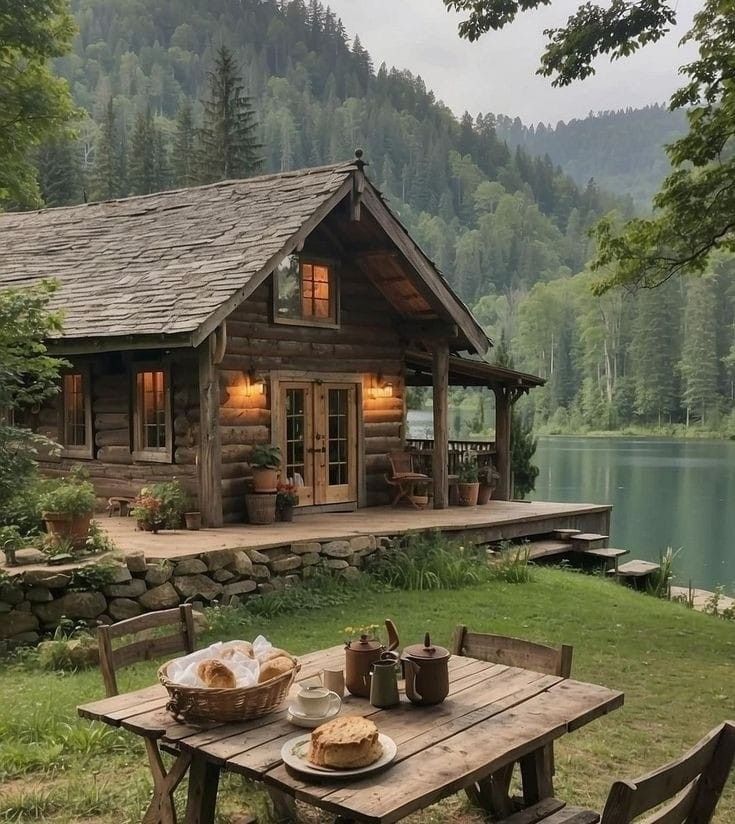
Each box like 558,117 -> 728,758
354,147 -> 366,169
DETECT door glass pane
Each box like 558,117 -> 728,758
328,388 -> 349,486
64,373 -> 86,447
138,370 -> 166,449
286,389 -> 306,486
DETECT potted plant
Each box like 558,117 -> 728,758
250,444 -> 281,492
131,493 -> 165,533
477,465 -> 500,505
456,454 -> 480,507
150,480 -> 187,528
38,477 -> 96,549
276,482 -> 299,521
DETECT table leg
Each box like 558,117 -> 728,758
267,787 -> 297,822
468,762 -> 515,819
519,744 -> 554,806
142,739 -> 192,824
184,753 -> 221,824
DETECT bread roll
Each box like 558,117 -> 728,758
221,642 -> 254,659
257,646 -> 290,663
309,716 -> 383,768
197,659 -> 236,688
258,655 -> 294,683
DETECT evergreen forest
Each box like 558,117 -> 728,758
19,0 -> 735,437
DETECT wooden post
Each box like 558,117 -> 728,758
432,341 -> 449,509
494,387 -> 511,501
198,333 -> 223,527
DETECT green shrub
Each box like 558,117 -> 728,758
250,443 -> 281,469
38,478 -> 95,516
366,531 -> 489,591
457,454 -> 479,483
489,542 -> 534,584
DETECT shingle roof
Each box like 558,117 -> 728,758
0,162 -> 354,342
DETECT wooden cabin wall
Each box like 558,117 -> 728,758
36,352 -> 199,507
220,262 -> 407,520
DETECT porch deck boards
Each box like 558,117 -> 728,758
99,500 -> 611,561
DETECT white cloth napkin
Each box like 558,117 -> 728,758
167,637 -> 275,688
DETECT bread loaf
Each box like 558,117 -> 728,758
221,642 -> 254,659
258,655 -> 294,683
197,659 -> 236,688
309,716 -> 382,768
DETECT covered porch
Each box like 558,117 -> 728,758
404,350 -> 545,504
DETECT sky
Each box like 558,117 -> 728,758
327,0 -> 701,124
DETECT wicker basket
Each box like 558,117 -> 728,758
158,657 -> 300,723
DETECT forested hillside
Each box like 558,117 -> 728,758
30,0 -> 735,435
494,106 -> 687,209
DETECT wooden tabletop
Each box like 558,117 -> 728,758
78,645 -> 623,824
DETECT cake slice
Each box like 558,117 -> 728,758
309,715 -> 383,768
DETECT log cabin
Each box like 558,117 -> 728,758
0,155 -> 543,526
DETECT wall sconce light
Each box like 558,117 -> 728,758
240,370 -> 265,398
370,375 -> 394,399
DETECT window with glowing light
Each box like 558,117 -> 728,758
133,366 -> 172,462
61,370 -> 92,457
274,255 -> 337,326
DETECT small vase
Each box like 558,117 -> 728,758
477,484 -> 493,505
456,482 -> 480,506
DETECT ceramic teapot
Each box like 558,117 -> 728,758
402,632 -> 450,706
345,619 -> 399,697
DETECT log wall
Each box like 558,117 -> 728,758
37,352 -> 200,505
221,262 -> 407,520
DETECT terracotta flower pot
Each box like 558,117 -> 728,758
245,492 -> 277,525
477,484 -> 494,505
251,467 -> 279,493
42,511 -> 92,549
456,482 -> 480,507
184,511 -> 202,530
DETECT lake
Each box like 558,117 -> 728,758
533,436 -> 735,592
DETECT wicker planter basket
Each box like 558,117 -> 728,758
158,657 -> 300,723
245,492 -> 277,525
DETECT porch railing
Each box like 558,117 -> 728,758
406,438 -> 496,477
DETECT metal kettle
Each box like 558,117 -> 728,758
402,632 -> 451,706
344,619 -> 399,697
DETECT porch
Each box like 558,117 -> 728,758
99,499 -> 612,562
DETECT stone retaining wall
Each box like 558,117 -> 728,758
0,536 -> 389,645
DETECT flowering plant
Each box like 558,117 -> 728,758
276,481 -> 299,509
130,493 -> 164,531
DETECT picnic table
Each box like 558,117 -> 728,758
77,644 -> 623,824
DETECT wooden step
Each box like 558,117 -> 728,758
551,528 -> 582,541
610,560 -> 660,578
526,540 -> 572,561
570,532 -> 608,550
582,548 -> 629,560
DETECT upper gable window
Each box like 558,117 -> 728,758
274,255 -> 338,327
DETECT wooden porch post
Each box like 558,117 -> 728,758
198,331 -> 223,527
432,341 -> 449,509
494,387 -> 512,501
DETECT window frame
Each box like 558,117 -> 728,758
273,254 -> 340,329
59,366 -> 94,459
131,362 -> 173,464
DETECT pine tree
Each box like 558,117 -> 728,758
679,276 -> 719,426
128,108 -> 157,195
36,136 -> 83,206
197,46 -> 262,183
172,101 -> 197,187
91,99 -> 123,201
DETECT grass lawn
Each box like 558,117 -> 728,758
1,567 -> 733,823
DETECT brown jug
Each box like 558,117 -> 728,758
345,619 -> 399,697
403,633 -> 450,706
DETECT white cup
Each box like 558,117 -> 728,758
294,685 -> 341,717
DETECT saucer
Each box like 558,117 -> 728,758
286,702 -> 341,728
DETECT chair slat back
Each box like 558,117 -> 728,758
97,604 -> 196,696
388,451 -> 414,476
600,722 -> 735,824
451,624 -> 573,678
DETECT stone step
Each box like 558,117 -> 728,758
570,533 -> 609,550
582,548 -> 629,560
609,559 -> 660,578
526,540 -> 571,561
551,528 -> 582,541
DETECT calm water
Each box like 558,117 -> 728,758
533,437 -> 735,592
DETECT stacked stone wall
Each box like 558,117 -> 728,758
0,535 -> 389,644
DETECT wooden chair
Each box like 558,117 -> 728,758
598,721 -> 735,823
452,625 -> 574,817
385,451 -> 431,508
451,625 -> 574,677
97,604 -> 196,697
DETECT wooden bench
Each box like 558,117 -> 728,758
106,496 -> 135,517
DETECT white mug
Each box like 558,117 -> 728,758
295,685 -> 341,717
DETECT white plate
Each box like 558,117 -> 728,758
281,733 -> 397,779
287,703 -> 341,728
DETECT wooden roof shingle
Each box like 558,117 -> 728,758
0,163 -> 354,344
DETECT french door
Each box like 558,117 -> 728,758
280,381 -> 358,506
